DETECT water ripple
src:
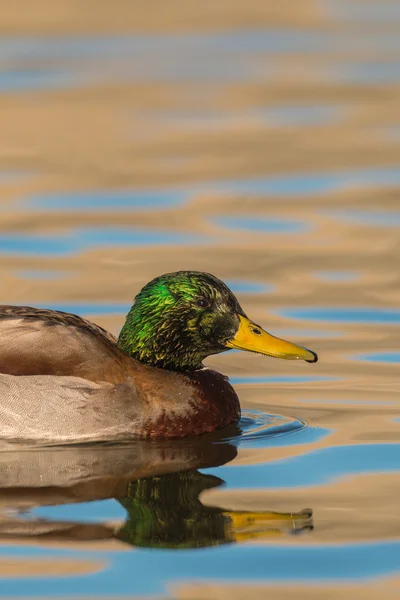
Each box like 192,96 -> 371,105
226,409 -> 331,449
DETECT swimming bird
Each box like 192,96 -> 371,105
0,271 -> 317,443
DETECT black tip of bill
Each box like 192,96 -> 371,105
306,351 -> 318,364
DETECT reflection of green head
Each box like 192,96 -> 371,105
117,470 -> 227,549
116,470 -> 314,550
118,271 -> 243,371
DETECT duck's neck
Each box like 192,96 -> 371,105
117,309 -> 204,372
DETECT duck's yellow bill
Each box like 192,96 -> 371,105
226,315 -> 318,363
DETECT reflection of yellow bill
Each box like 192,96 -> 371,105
225,508 -> 313,542
226,315 -> 318,363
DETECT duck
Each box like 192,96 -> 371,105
0,271 -> 317,443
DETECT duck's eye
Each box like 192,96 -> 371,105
195,297 -> 210,309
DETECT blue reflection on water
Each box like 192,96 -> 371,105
1,30 -> 399,66
334,62 -> 400,85
355,352 -> 400,363
219,167 -> 400,198
0,32 -> 348,64
325,0 -> 400,23
0,70 -> 75,92
231,375 -> 336,384
33,499 -> 125,524
2,541 -> 400,596
209,444 -> 400,489
158,104 -> 340,130
25,189 -> 188,212
22,167 -> 400,213
0,32 -> 290,86
226,279 -> 273,294
0,228 -> 205,255
262,105 -> 340,127
329,211 -> 400,227
214,216 -> 309,234
297,398 -> 397,407
276,307 -> 400,324
273,327 -> 343,339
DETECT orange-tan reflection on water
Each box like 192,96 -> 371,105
0,0 -> 399,598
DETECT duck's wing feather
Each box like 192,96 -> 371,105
0,306 -> 132,383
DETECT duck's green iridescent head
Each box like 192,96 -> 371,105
118,271 -> 317,371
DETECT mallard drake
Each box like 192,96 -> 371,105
0,271 -> 317,443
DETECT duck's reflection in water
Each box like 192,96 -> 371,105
0,427 -> 313,549
118,470 -> 313,549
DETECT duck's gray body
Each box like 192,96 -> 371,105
0,373 -> 142,443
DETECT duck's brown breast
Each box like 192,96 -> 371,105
128,364 -> 241,439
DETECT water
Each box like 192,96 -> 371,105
328,211 -> 400,227
1,0 -> 400,598
355,352 -> 400,363
227,410 -> 332,448
23,188 -> 188,212
19,166 -> 400,214
325,0 -> 400,23
315,271 -> 359,282
0,227 -> 205,255
231,375 -> 336,384
152,104 -> 340,131
0,70 -> 75,92
261,105 -> 341,127
6,542 -> 400,596
331,62 -> 400,85
277,307 -> 400,324
16,269 -> 67,280
213,216 -> 309,234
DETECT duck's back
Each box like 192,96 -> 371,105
0,305 -> 130,383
